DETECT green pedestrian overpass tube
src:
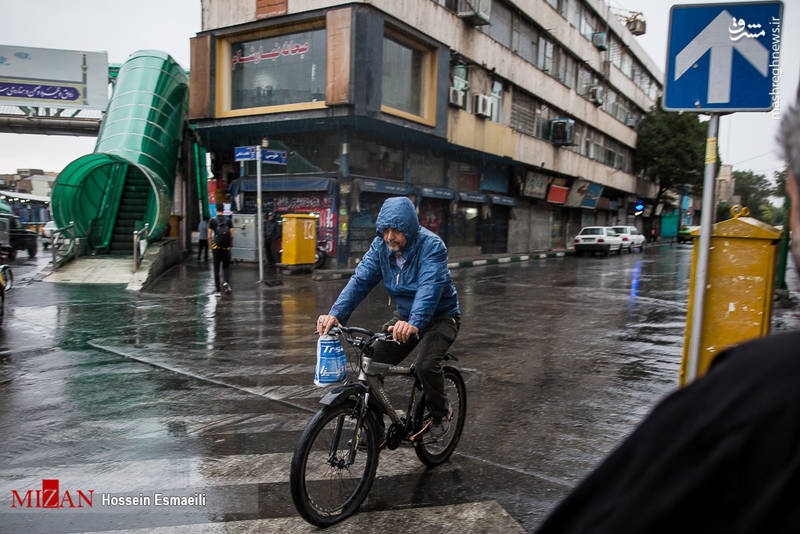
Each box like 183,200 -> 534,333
52,50 -> 189,252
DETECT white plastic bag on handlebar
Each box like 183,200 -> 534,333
314,334 -> 347,386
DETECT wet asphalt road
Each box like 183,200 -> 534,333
0,243 -> 797,533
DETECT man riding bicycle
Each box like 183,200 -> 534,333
316,196 -> 460,437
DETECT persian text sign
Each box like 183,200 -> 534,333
0,45 -> 108,109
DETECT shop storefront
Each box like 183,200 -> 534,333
418,186 -> 453,241
546,184 -> 569,249
481,194 -> 515,253
229,175 -> 338,254
450,191 -> 486,249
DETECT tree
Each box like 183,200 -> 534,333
633,103 -> 709,209
731,170 -> 773,211
773,169 -> 788,196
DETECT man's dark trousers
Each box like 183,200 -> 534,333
371,314 -> 460,420
198,239 -> 208,262
212,248 -> 231,290
264,239 -> 277,265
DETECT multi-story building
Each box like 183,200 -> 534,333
189,0 -> 662,267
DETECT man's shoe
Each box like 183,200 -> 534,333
222,282 -> 232,294
428,404 -> 452,439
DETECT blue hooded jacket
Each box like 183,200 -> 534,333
330,197 -> 460,329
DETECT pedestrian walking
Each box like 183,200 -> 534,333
197,216 -> 209,262
534,103 -> 800,533
209,203 -> 233,294
263,212 -> 279,266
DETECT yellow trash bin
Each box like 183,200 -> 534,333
280,214 -> 317,266
680,206 -> 783,385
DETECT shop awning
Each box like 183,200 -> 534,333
419,186 -> 455,200
457,191 -> 487,203
355,178 -> 415,196
489,194 -> 516,206
0,191 -> 51,203
230,175 -> 336,196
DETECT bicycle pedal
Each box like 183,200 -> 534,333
409,420 -> 431,442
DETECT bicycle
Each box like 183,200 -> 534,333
290,325 -> 467,527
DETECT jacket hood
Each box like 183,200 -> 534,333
375,197 -> 419,243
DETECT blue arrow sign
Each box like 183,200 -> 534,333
664,2 -> 783,112
260,148 -> 288,165
234,146 -> 256,161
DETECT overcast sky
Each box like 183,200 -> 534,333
0,0 -> 798,185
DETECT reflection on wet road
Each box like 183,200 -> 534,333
0,245 -> 795,532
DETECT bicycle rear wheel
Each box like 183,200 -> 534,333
413,366 -> 467,467
290,400 -> 380,526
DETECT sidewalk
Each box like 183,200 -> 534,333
312,240 -> 674,281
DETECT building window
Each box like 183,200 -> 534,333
620,51 -> 632,78
557,52 -> 576,88
512,17 -> 538,65
383,37 -> 422,115
580,10 -> 596,40
484,0 -> 513,48
535,103 -> 552,139
566,0 -> 581,28
228,28 -> 327,111
537,36 -> 554,73
381,29 -> 437,125
490,80 -> 503,122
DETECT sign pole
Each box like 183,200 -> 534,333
687,113 -> 719,382
256,145 -> 264,284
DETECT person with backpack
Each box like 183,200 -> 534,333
208,203 -> 233,294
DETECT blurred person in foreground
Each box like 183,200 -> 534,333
535,104 -> 800,533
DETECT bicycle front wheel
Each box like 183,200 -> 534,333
413,365 -> 467,467
290,400 -> 380,527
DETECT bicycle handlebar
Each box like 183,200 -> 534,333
321,325 -> 401,346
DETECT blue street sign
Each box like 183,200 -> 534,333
234,146 -> 256,161
260,148 -> 288,165
664,1 -> 783,112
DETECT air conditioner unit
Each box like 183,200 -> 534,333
457,0 -> 492,26
449,87 -> 467,108
550,118 -> 575,145
588,85 -> 604,105
591,32 -> 608,50
474,93 -> 492,118
627,18 -> 646,36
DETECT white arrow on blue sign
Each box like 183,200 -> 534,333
664,1 -> 783,112
260,149 -> 288,165
234,146 -> 256,161
233,146 -> 288,165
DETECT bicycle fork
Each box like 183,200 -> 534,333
328,391 -> 371,468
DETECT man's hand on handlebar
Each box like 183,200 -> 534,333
316,314 -> 340,335
387,320 -> 419,344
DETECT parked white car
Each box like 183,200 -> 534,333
573,226 -> 623,256
611,225 -> 646,253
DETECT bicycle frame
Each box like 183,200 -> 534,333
319,328 -> 426,467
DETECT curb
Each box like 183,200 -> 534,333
312,250 -> 575,281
